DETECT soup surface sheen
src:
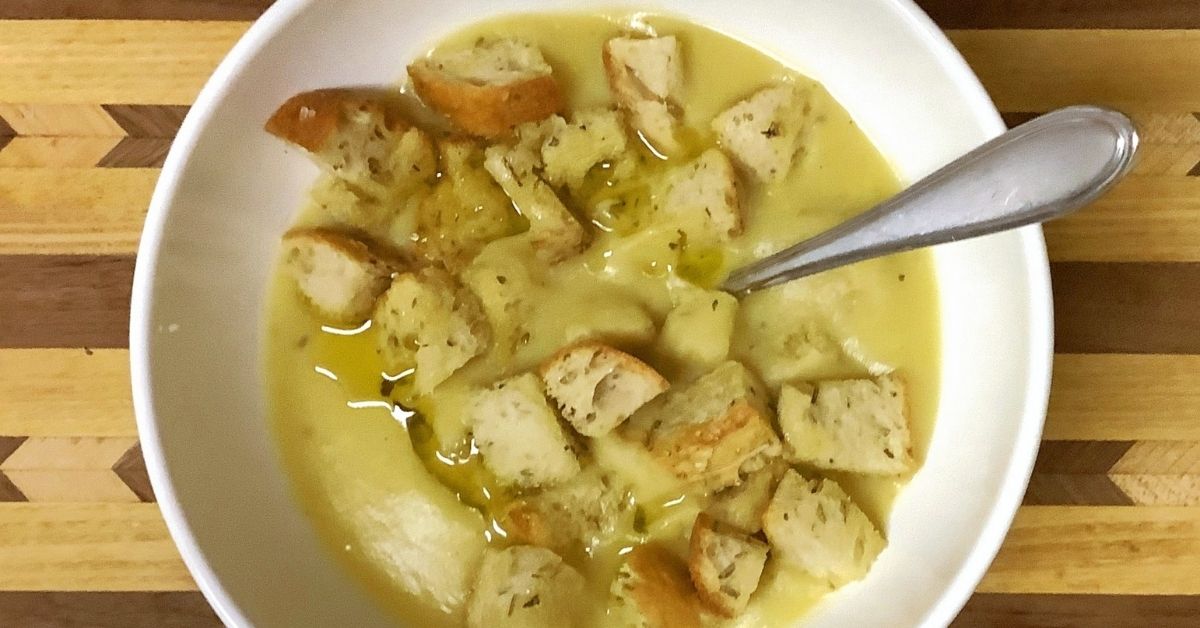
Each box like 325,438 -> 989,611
267,11 -> 941,627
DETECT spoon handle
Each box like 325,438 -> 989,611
722,106 -> 1139,295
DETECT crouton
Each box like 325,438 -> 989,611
603,36 -> 684,155
656,148 -> 741,243
779,375 -> 914,475
280,227 -> 400,324
610,544 -> 702,628
417,138 -> 528,270
623,361 -> 782,491
484,144 -> 589,263
712,82 -> 812,183
466,545 -> 585,628
541,108 -> 630,190
762,470 -> 886,585
688,513 -> 769,617
265,88 -> 437,199
658,288 -> 739,368
469,373 -> 580,488
409,38 -> 563,138
705,459 -> 787,534
498,467 -> 635,557
375,267 -> 490,393
539,342 -> 669,437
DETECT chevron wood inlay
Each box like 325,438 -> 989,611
1025,440 -> 1200,506
0,104 -> 188,168
0,438 -> 148,503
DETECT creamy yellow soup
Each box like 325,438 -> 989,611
266,11 -> 940,627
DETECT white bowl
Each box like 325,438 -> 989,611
130,0 -> 1053,626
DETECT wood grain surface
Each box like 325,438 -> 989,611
1,1 -> 1198,626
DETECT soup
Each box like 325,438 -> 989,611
264,11 -> 939,627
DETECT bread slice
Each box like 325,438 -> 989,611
409,38 -> 563,138
417,138 -> 527,271
466,545 -> 585,628
705,459 -> 787,534
779,375 -> 914,475
762,470 -> 886,585
374,267 -> 490,394
688,513 -> 769,617
712,82 -> 812,183
623,361 -> 782,491
658,288 -> 739,368
265,88 -> 437,199
539,342 -> 669,437
603,36 -> 683,155
498,467 -> 635,557
280,227 -> 400,324
656,148 -> 742,243
610,544 -> 702,628
484,144 -> 588,262
541,108 -> 630,190
469,373 -> 581,488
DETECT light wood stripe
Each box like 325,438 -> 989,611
0,503 -> 194,591
0,350 -> 136,437
0,168 -> 153,255
4,351 -> 1193,442
0,503 -> 1192,594
1046,354 -> 1200,441
979,506 -> 1200,595
0,166 -> 1197,259
0,21 -> 248,106
1045,177 -> 1200,263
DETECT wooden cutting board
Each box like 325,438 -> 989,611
1,1 -> 1198,626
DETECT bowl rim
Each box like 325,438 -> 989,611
129,1 -> 1053,626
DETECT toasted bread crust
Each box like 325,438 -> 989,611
618,544 -> 702,628
409,62 -> 563,138
265,88 -> 413,153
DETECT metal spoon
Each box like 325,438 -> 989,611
722,106 -> 1139,295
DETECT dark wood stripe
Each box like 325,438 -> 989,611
0,256 -> 133,349
102,105 -> 190,139
955,594 -> 1200,627
0,0 -> 273,20
1001,112 -> 1040,129
0,135 -> 11,154
0,114 -> 13,138
0,436 -> 26,464
1023,473 -> 1134,506
113,444 -> 156,503
1053,263 -> 1200,355
0,259 -> 1191,353
918,0 -> 1200,29
98,138 -> 174,168
1034,441 -> 1134,474
0,471 -> 27,502
0,592 -> 219,628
